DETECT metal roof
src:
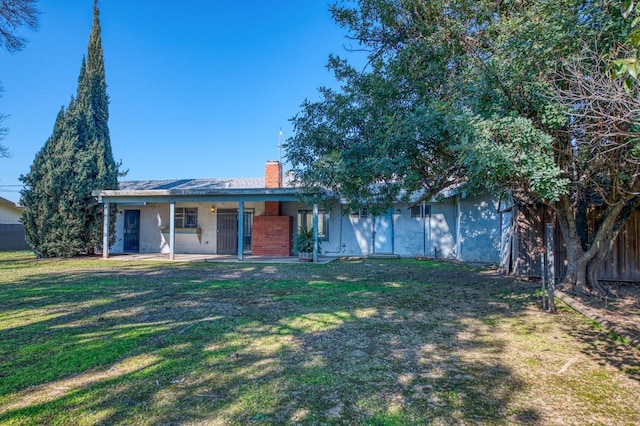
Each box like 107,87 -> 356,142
117,177 -> 266,191
92,177 -> 307,203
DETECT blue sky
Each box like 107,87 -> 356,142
0,0 -> 362,203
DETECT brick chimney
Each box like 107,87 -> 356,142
253,160 -> 293,256
264,160 -> 282,216
265,160 -> 282,189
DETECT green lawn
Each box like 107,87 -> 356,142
0,251 -> 638,425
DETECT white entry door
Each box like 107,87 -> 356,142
373,210 -> 393,254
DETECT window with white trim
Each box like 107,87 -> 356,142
297,210 -> 329,240
175,207 -> 198,228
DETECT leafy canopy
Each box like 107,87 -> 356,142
286,0 -> 636,209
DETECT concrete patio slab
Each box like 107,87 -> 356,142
105,253 -> 337,264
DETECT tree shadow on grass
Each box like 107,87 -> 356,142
556,303 -> 640,382
0,259 -> 568,424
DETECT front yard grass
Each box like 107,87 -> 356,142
1,251 -> 639,425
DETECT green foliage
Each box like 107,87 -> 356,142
460,116 -> 569,202
19,4 -> 117,258
293,226 -> 320,253
287,52 -> 470,211
288,0 -> 601,206
287,0 -> 640,290
608,0 -> 640,88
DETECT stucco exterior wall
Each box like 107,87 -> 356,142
295,194 -> 500,262
392,199 -> 457,259
107,195 -> 500,263
342,214 -> 373,256
111,212 -> 124,253
456,194 -> 501,263
110,201 -> 266,254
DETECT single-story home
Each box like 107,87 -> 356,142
93,161 -> 503,263
0,196 -> 29,251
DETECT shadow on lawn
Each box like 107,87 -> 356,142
0,259 -> 586,423
560,308 -> 640,381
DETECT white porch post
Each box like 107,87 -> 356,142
169,201 -> 176,260
238,201 -> 244,261
102,202 -> 109,259
312,203 -> 319,263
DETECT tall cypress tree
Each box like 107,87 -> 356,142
21,106 -> 67,256
20,1 -> 118,257
77,2 -> 118,253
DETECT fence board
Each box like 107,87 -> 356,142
514,206 -> 640,282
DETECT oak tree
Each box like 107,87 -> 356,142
286,0 -> 637,294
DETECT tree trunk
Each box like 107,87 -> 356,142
585,198 -> 640,297
554,196 -> 589,292
555,195 -> 634,297
586,251 -> 611,298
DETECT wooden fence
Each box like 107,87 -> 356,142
508,205 -> 640,282
0,224 -> 30,251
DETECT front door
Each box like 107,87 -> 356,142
217,209 -> 254,254
217,210 -> 238,254
123,210 -> 140,253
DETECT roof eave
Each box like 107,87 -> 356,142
92,187 -> 323,204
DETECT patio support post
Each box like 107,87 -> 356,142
313,203 -> 318,263
238,201 -> 245,261
102,202 -> 109,259
169,201 -> 175,260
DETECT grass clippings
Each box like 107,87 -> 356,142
0,251 -> 639,425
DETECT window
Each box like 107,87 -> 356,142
411,204 -> 431,218
349,208 -> 369,218
175,207 -> 198,228
297,210 -> 329,240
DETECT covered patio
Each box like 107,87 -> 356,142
92,171 -> 323,262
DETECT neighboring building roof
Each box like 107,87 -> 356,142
0,196 -> 23,210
